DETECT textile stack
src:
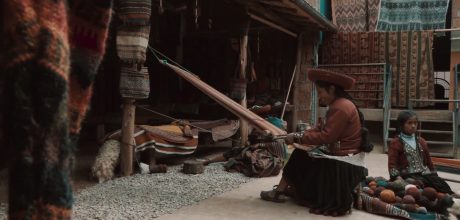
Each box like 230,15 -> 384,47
0,0 -> 113,219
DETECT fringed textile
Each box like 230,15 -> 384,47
376,0 -> 450,31
331,0 -> 380,32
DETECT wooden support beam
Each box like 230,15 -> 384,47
248,13 -> 297,37
120,98 -> 135,176
239,18 -> 250,146
234,0 -> 298,31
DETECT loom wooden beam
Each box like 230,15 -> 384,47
161,62 -> 286,136
238,17 -> 250,146
120,98 -> 135,176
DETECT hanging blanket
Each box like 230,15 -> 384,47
1,0 -> 112,219
376,0 -> 450,31
322,32 -> 435,107
331,0 -> 381,32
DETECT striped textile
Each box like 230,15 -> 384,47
116,0 -> 151,63
376,0 -> 450,31
119,64 -> 150,99
359,193 -> 412,219
107,125 -> 199,156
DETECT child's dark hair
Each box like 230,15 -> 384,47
396,110 -> 418,134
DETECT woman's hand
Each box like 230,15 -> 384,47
284,132 -> 303,144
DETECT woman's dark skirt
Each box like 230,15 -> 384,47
283,149 -> 367,213
405,173 -> 454,194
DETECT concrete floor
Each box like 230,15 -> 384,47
157,152 -> 460,220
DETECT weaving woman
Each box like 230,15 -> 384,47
260,69 -> 369,217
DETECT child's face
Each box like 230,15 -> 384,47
403,116 -> 418,135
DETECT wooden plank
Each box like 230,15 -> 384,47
120,98 -> 135,176
432,157 -> 460,169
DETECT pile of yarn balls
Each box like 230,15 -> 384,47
362,176 -> 452,214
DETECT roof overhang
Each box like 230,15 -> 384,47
233,0 -> 337,35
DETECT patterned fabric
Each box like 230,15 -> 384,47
332,0 -> 381,32
401,139 -> 431,174
359,193 -> 411,219
107,125 -> 198,156
68,0 -> 113,134
119,64 -> 150,99
377,0 -> 450,31
1,0 -> 112,219
321,32 -> 435,107
116,0 -> 151,63
332,0 -> 367,32
368,0 -> 381,31
117,0 -> 151,100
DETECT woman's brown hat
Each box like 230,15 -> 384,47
307,68 -> 355,90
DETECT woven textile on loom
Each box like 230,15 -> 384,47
376,0 -> 450,31
332,0 -> 380,32
1,0 -> 112,218
106,125 -> 199,156
321,32 -> 435,108
117,0 -> 152,99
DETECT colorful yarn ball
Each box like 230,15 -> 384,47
374,186 -> 386,197
405,178 -> 416,185
377,180 -> 388,188
380,189 -> 396,203
396,190 -> 406,198
403,195 -> 416,204
366,176 -> 375,184
417,195 -> 430,207
437,192 -> 446,200
395,196 -> 403,203
388,182 -> 405,192
406,187 -> 421,201
368,181 -> 377,188
375,176 -> 388,182
365,189 -> 375,196
370,185 -> 377,190
422,187 -> 438,201
416,206 -> 428,214
405,184 -> 417,192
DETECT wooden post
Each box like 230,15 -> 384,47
120,98 -> 135,176
239,18 -> 250,146
291,32 -> 315,132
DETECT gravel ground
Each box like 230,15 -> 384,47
0,204 -> 6,220
0,163 -> 252,220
